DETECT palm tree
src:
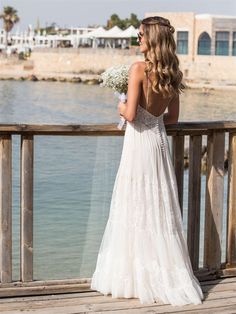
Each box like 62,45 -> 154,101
0,6 -> 20,48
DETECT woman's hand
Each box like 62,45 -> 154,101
118,101 -> 127,117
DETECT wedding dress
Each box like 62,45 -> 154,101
90,94 -> 204,305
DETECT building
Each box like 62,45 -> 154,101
0,25 -> 139,50
145,12 -> 236,84
0,27 -> 96,49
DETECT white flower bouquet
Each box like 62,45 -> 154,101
100,65 -> 130,130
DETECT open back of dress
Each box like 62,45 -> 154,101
139,71 -> 173,118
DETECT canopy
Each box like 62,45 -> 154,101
101,26 -> 122,38
76,25 -> 139,39
117,25 -> 139,38
78,27 -> 107,38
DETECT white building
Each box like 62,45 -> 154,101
0,25 -> 139,50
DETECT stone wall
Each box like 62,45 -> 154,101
30,48 -> 236,83
179,55 -> 236,82
0,48 -> 236,85
30,48 -> 142,75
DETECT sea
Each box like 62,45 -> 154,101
0,80 -> 235,281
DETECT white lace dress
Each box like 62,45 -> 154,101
90,104 -> 204,306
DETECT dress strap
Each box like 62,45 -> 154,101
145,71 -> 149,110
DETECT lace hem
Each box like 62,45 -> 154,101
91,267 -> 204,306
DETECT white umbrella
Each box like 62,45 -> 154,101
102,26 -> 123,38
117,25 -> 139,38
78,27 -> 107,38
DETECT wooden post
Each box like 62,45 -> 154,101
20,135 -> 34,282
172,135 -> 185,215
204,131 -> 225,271
0,135 -> 12,283
226,132 -> 236,268
187,135 -> 202,270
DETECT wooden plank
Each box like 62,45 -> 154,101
172,135 -> 185,215
0,276 -> 235,298
0,283 -> 91,297
0,120 -> 235,136
20,135 -> 34,282
0,271 -> 233,289
0,267 -> 224,290
75,290 -> 236,313
219,268 -> 236,277
204,131 -> 225,271
200,276 -> 236,286
201,281 -> 236,293
188,135 -> 202,270
2,290 -> 234,314
103,305 -> 236,314
0,279 -> 235,313
0,277 -> 91,288
0,135 -> 12,283
226,132 -> 236,268
0,271 -> 233,297
0,288 -> 235,307
0,130 -> 213,137
1,290 -> 236,313
0,291 -> 99,304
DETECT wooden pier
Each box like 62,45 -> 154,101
0,277 -> 235,313
0,120 -> 236,313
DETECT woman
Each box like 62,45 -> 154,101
91,16 -> 204,306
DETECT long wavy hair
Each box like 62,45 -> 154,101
141,16 -> 185,98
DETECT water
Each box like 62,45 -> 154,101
1,81 -> 235,281
1,81 -> 236,124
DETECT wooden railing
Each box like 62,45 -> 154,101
0,121 -> 236,296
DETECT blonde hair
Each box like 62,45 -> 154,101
141,16 -> 185,98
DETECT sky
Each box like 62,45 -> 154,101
1,0 -> 236,30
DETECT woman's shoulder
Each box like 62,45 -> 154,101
129,61 -> 146,70
129,61 -> 146,79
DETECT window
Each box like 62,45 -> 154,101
233,32 -> 236,56
197,32 -> 211,55
177,31 -> 188,54
215,31 -> 229,55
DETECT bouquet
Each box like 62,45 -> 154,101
100,65 -> 130,130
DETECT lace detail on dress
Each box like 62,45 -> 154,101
132,104 -> 167,153
109,173 -> 185,237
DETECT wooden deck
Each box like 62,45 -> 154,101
0,277 -> 236,314
1,123 -> 236,313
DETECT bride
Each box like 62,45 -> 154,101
90,16 -> 204,306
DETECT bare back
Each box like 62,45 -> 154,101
138,61 -> 173,117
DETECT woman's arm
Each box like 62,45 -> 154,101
118,62 -> 143,122
163,94 -> 179,125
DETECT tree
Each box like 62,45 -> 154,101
106,14 -> 122,29
0,6 -> 20,48
106,13 -> 141,30
37,22 -> 59,35
128,13 -> 140,28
